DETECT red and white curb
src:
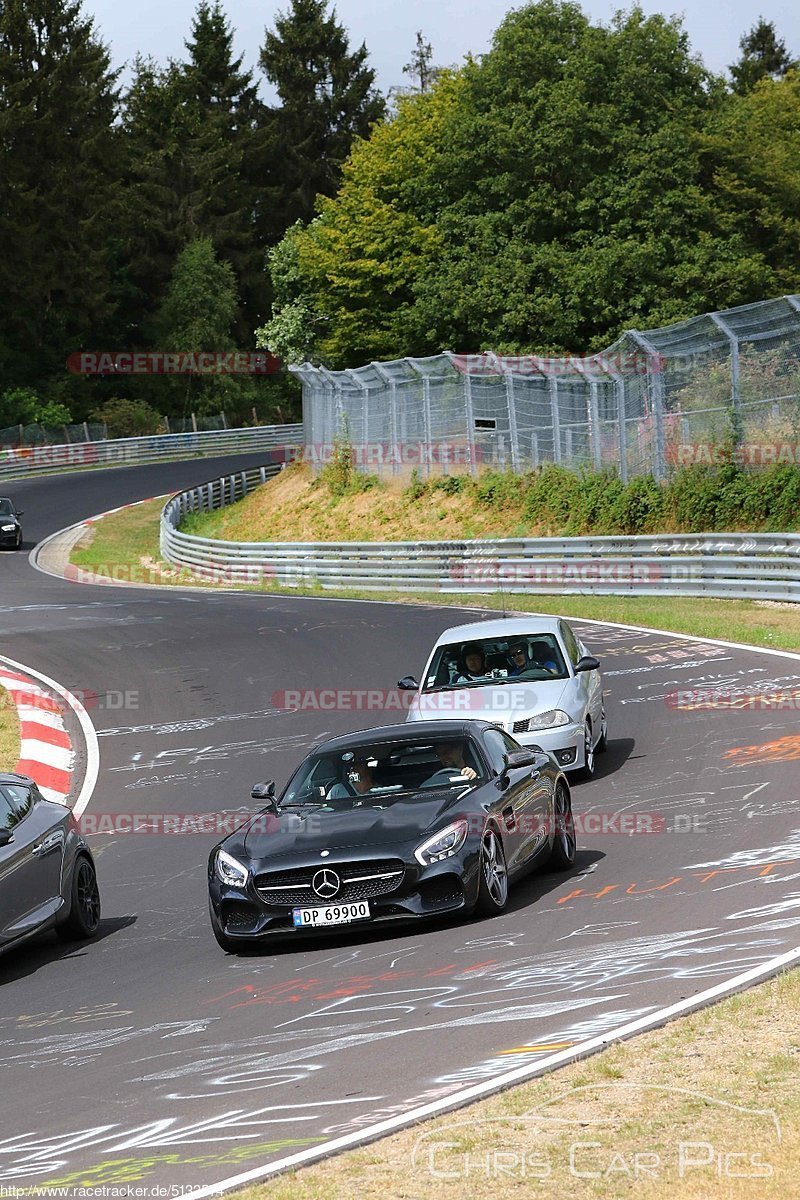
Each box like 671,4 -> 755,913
0,655 -> 99,816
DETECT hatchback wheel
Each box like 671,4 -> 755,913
578,720 -> 595,780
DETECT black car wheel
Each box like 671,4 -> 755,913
578,720 -> 595,781
476,827 -> 509,916
548,781 -> 577,870
56,855 -> 100,940
596,704 -> 608,754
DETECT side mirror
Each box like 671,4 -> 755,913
504,748 -> 540,771
251,780 -> 276,801
397,676 -> 419,691
575,655 -> 600,673
16,510 -> 24,517
0,829 -> 14,847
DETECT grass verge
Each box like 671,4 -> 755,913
0,683 -> 20,771
68,497 -> 800,654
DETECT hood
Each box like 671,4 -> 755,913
238,788 -> 467,862
409,678 -> 569,723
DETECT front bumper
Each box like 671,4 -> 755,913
209,851 -> 480,943
511,721 -> 584,770
0,527 -> 20,547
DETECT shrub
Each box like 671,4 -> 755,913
90,398 -> 164,438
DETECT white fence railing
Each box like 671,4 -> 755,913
0,424 -> 303,481
160,465 -> 800,602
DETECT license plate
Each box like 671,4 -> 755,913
292,901 -> 370,928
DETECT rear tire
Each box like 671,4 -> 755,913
548,781 -> 577,870
475,827 -> 509,916
56,855 -> 100,940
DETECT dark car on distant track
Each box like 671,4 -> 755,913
0,774 -> 101,957
208,719 -> 576,952
0,497 -> 23,550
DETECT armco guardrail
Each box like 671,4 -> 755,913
160,466 -> 800,601
0,424 -> 302,481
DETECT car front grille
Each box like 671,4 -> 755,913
255,859 -> 405,907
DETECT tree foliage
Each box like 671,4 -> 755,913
267,1 -> 800,367
730,18 -> 797,95
258,0 -> 386,245
0,0 -> 121,391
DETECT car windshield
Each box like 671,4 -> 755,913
0,499 -> 13,516
280,736 -> 485,808
423,634 -> 569,691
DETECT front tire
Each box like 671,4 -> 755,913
577,719 -> 595,781
596,703 -> 608,754
475,827 -> 509,916
56,855 -> 100,940
548,781 -> 576,870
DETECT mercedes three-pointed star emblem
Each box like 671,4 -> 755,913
312,868 -> 341,899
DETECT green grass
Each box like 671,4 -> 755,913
0,683 -> 20,771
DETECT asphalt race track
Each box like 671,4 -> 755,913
1,456 -> 800,1192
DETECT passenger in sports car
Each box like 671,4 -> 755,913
456,642 -> 489,681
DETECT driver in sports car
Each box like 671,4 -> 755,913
422,741 -> 478,786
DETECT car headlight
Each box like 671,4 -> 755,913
415,818 -> 470,866
1,524 -> 15,532
527,709 -> 571,730
215,848 -> 249,888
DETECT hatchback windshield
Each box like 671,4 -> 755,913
280,736 -> 485,807
422,634 -> 568,691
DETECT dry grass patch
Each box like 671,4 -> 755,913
182,463 -> 534,543
236,969 -> 800,1200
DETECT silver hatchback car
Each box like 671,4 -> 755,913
401,617 -> 606,778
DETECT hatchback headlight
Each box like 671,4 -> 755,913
415,818 -> 470,866
215,849 -> 249,888
528,709 -> 571,730
1,524 -> 15,532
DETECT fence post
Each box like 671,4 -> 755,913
710,311 -> 742,445
191,412 -> 198,434
574,359 -> 602,470
628,329 -> 666,480
83,421 -> 90,442
488,353 -> 520,473
547,374 -> 562,464
371,362 -> 400,477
